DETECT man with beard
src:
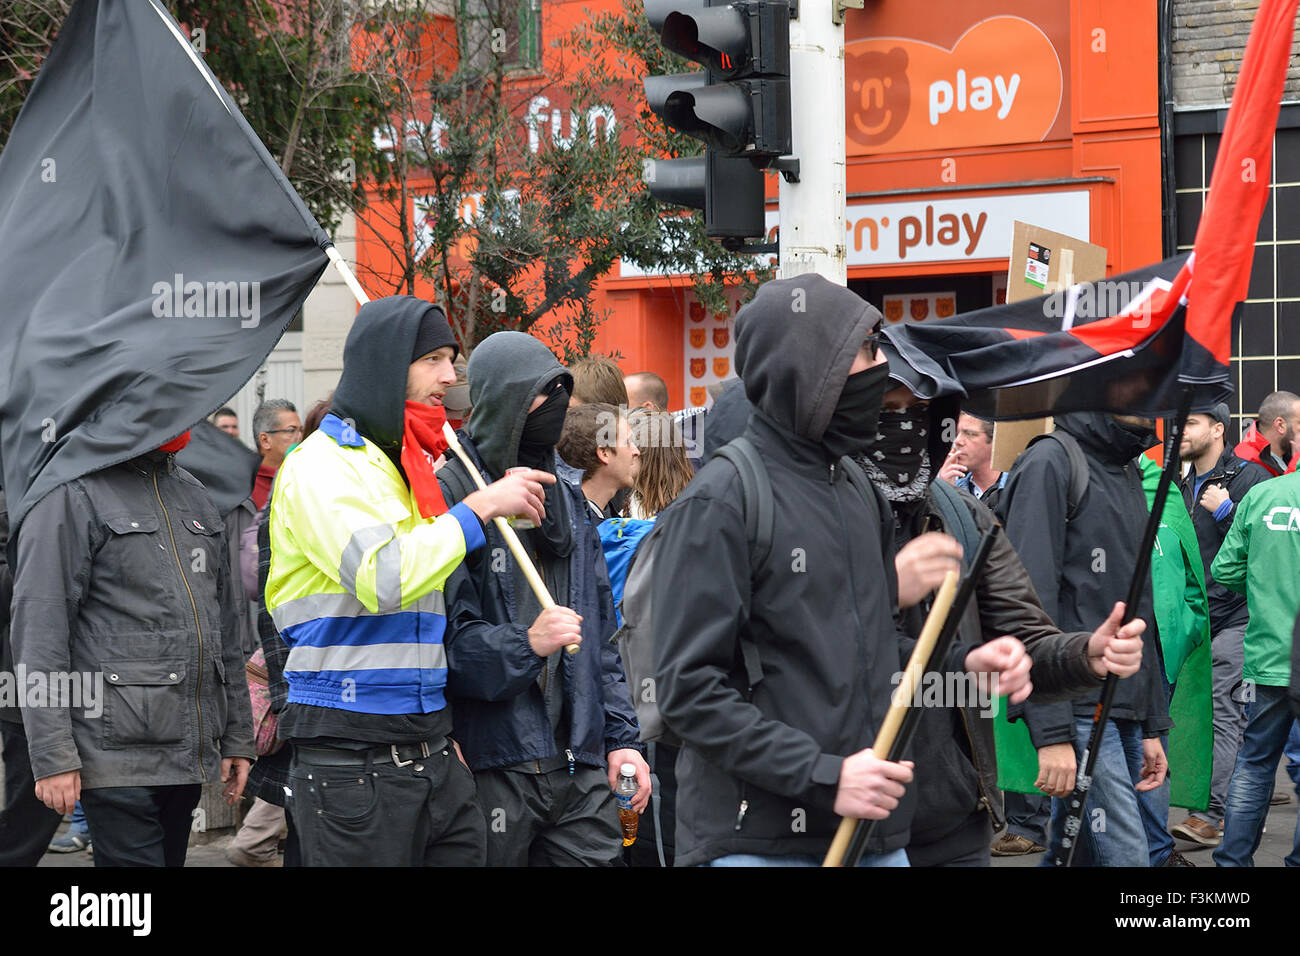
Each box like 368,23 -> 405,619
856,339 -> 1149,866
266,297 -> 550,867
646,275 -> 1036,866
998,412 -> 1172,866
1235,391 -> 1300,477
437,332 -> 649,866
1168,404 -> 1270,847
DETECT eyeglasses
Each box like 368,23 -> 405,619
263,426 -> 303,437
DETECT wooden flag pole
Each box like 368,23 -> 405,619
823,570 -> 960,866
443,423 -> 578,655
327,246 -> 575,656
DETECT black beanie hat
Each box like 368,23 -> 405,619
410,304 -> 458,362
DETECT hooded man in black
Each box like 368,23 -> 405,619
998,411 -> 1172,866
647,275 -> 1034,866
438,331 -> 648,867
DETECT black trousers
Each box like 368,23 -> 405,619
79,784 -> 202,867
0,720 -> 62,866
906,809 -> 994,867
290,744 -> 485,867
476,764 -> 622,867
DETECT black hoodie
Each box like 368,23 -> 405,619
648,274 -> 942,865
330,295 -> 454,473
998,412 -> 1172,745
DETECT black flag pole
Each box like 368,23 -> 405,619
1055,384 -> 1195,866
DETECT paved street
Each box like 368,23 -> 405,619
7,757 -> 1295,868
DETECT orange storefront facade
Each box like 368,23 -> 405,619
356,0 -> 1163,411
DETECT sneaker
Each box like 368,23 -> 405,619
1162,850 -> 1196,867
1270,791 -> 1291,806
48,831 -> 90,853
991,833 -> 1047,856
1169,817 -> 1221,847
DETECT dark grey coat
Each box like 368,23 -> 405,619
9,452 -> 255,788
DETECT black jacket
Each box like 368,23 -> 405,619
649,275 -> 963,865
438,331 -> 641,772
997,413 -> 1172,745
1177,445 -> 1270,634
8,453 -> 255,787
895,487 -> 1104,849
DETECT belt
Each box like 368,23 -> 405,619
295,738 -> 446,769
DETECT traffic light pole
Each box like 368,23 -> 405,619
778,0 -> 847,284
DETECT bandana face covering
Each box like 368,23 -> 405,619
401,401 -> 451,518
858,404 -> 931,502
821,362 -> 891,459
517,384 -> 570,469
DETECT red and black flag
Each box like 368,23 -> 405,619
884,254 -> 1214,421
886,0 -> 1298,419
0,0 -> 331,541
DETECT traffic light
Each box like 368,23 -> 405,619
641,0 -> 792,249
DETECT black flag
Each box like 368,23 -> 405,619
0,0 -> 330,540
174,421 -> 261,516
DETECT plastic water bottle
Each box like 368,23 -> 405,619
616,763 -> 639,846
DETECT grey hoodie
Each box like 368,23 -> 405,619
464,331 -> 573,478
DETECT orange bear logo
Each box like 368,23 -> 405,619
690,358 -> 706,379
690,328 -> 706,348
690,387 -> 707,406
713,328 -> 729,348
713,358 -> 730,378
910,298 -> 930,321
689,301 -> 705,323
846,46 -> 910,149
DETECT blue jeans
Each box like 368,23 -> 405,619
1136,684 -> 1174,866
707,848 -> 909,867
1285,719 -> 1300,788
69,800 -> 89,837
1044,717 -> 1149,867
1213,685 -> 1300,867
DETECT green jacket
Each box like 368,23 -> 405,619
1211,469 -> 1300,686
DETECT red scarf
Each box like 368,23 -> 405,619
402,401 -> 451,518
159,430 -> 191,453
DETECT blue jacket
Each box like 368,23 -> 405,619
439,431 -> 643,771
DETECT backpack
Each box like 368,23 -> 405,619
1019,430 -> 1091,521
614,436 -> 890,746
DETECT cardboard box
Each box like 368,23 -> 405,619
990,223 -> 1107,472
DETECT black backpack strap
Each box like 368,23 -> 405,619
1026,431 -> 1090,521
928,478 -> 979,563
712,437 -> 772,690
713,437 -> 775,573
840,455 -> 893,537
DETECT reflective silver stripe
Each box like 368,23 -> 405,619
284,642 -> 447,673
270,590 -> 446,633
374,538 -> 402,613
337,523 -> 395,601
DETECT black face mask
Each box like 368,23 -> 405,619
860,404 -> 932,500
517,385 -> 569,469
821,361 -> 891,459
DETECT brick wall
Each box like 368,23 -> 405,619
1171,0 -> 1300,108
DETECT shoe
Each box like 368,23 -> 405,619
48,831 -> 90,853
225,845 -> 283,868
1270,791 -> 1291,806
1170,817 -> 1221,846
1162,850 -> 1196,867
991,833 -> 1047,856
